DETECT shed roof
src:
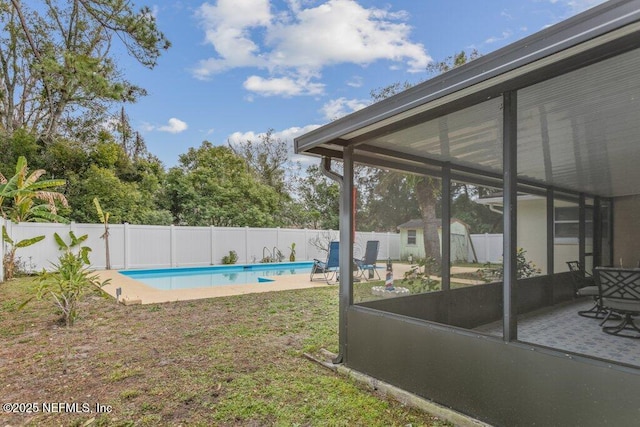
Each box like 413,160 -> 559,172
294,0 -> 640,198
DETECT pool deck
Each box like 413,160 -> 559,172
96,263 -> 419,305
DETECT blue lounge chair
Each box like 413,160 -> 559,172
355,240 -> 380,280
310,241 -> 339,283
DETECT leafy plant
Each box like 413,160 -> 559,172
289,243 -> 296,262
222,250 -> 238,265
400,256 -> 440,294
94,197 -> 111,269
478,248 -> 541,282
27,231 -> 108,326
2,226 -> 45,280
1,156 -> 69,280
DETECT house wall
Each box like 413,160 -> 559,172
518,199 -> 548,273
613,195 -> 640,268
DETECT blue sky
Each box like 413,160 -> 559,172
115,0 -> 606,167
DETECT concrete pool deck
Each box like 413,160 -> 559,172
96,263 -> 419,305
97,270 -> 327,305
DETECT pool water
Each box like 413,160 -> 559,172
119,261 -> 314,290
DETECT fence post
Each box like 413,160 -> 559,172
245,226 -> 249,264
485,233 -> 490,264
210,226 -> 215,265
170,225 -> 176,267
0,218 -> 4,282
123,222 -> 130,269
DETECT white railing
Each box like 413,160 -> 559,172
1,221 -> 401,273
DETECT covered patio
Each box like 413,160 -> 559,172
295,0 -> 640,425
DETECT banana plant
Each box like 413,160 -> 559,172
93,198 -> 111,269
1,156 -> 69,280
2,226 -> 45,280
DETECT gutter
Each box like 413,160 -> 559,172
320,156 -> 345,364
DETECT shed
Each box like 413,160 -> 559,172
397,218 -> 471,262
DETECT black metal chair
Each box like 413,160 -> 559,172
594,267 -> 640,338
567,261 -> 605,318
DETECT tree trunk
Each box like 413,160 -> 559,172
414,177 -> 442,268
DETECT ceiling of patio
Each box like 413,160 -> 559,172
357,48 -> 640,198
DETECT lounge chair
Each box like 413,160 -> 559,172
355,240 -> 380,280
567,261 -> 604,318
310,241 -> 339,283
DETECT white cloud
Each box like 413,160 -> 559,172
193,0 -> 431,96
321,97 -> 369,121
347,76 -> 363,88
142,118 -> 188,134
485,30 -> 513,44
228,124 -> 322,146
243,75 -> 324,97
563,0 -> 606,13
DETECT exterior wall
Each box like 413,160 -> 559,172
518,199 -> 548,273
613,195 -> 640,268
399,228 -> 425,260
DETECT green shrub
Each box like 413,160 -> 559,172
221,250 -> 238,265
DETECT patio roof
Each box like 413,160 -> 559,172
294,0 -> 640,198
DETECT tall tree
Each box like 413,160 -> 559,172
0,0 -> 170,139
165,142 -> 281,227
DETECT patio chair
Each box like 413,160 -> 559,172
355,240 -> 381,280
310,241 -> 340,283
594,267 -> 640,338
567,261 -> 604,318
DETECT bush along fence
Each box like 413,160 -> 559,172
1,220 -> 402,273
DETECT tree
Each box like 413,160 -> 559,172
297,165 -> 340,230
229,129 -> 307,226
165,142 -> 281,227
0,0 -> 170,139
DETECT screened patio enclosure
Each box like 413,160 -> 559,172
295,1 -> 640,425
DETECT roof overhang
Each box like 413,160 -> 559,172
294,0 -> 640,198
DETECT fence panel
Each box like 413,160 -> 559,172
128,225 -> 171,269
214,227 -> 247,264
469,233 -> 503,263
175,226 -> 212,267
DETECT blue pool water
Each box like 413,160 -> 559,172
119,261 -> 314,291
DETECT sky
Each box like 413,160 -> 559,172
115,0 -> 607,168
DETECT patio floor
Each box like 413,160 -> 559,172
475,298 -> 640,368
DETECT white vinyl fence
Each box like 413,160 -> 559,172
1,219 -> 400,273
469,233 -> 503,264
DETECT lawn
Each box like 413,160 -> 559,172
0,277 -> 451,426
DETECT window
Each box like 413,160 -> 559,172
407,230 -> 417,245
554,206 -> 592,244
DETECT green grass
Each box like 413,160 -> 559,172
0,276 -> 451,426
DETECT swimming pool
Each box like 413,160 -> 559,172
119,261 -> 314,290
